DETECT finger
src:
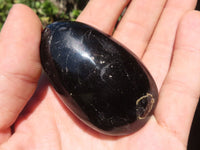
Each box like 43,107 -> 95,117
0,4 -> 42,130
113,0 -> 166,57
155,11 -> 200,145
142,0 -> 197,89
77,0 -> 130,34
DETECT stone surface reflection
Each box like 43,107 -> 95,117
40,21 -> 158,136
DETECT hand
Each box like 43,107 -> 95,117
0,1 -> 200,149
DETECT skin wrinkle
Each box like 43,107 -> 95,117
49,97 -> 62,150
0,73 -> 36,118
0,72 -> 39,85
155,79 -> 199,145
154,114 -> 187,148
0,73 -> 38,105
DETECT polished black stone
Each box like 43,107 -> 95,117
40,21 -> 158,136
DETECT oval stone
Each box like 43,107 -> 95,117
40,21 -> 158,136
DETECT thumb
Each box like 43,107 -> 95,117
0,4 -> 42,136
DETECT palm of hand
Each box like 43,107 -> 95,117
9,77 -> 184,150
1,1 -> 200,150
11,80 -> 185,150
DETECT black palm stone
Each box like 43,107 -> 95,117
40,21 -> 158,136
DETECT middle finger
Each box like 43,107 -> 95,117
113,0 -> 167,57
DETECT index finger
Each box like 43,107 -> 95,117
0,4 -> 42,132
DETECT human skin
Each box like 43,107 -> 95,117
0,0 -> 200,149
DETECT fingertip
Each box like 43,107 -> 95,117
0,3 -> 42,80
1,4 -> 42,34
77,0 -> 129,34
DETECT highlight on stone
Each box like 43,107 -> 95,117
40,21 -> 158,136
